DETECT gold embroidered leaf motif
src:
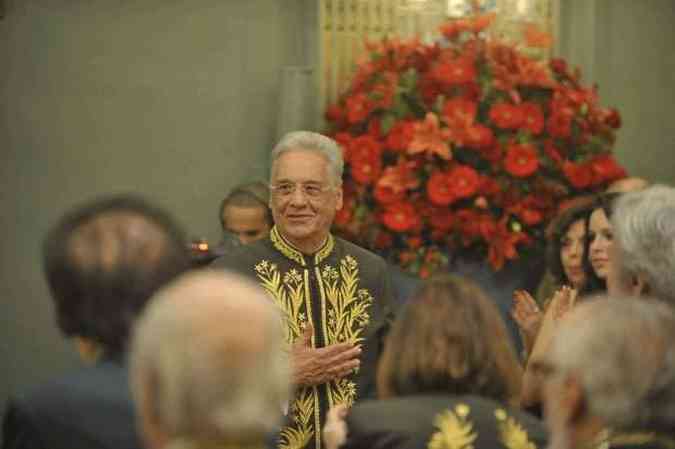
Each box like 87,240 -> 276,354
254,261 -> 306,343
279,389 -> 315,449
428,407 -> 477,449
330,379 -> 358,406
495,409 -> 537,449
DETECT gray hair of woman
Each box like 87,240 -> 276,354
270,131 -> 344,186
547,295 -> 675,433
611,185 -> 675,306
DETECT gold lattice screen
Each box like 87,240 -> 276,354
318,0 -> 557,113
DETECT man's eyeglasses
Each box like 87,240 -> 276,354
270,182 -> 333,199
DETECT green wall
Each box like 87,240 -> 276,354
0,0 -> 312,426
558,0 -> 675,184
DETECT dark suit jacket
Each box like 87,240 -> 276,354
2,358 -> 142,449
343,395 -> 548,449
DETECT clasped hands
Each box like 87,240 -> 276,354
290,325 -> 362,387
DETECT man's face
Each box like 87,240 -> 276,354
270,150 -> 343,251
222,205 -> 271,245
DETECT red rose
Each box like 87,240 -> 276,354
382,202 -> 419,232
431,57 -> 477,86
590,154 -> 627,184
333,132 -> 353,162
550,58 -> 567,75
374,182 -> 405,205
547,112 -> 573,138
427,171 -> 456,206
465,124 -> 495,149
349,135 -> 382,159
489,102 -> 524,129
504,144 -> 539,178
325,104 -> 344,123
478,176 -> 501,196
442,97 -> 478,128
349,135 -> 382,185
447,165 -> 480,198
563,161 -> 593,189
429,208 -> 454,232
385,120 -> 416,152
345,92 -> 375,124
520,102 -> 545,134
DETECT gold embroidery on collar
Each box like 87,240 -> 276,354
314,234 -> 334,265
270,226 -> 306,267
428,404 -> 477,449
495,409 -> 537,449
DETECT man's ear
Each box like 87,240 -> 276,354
335,184 -> 343,211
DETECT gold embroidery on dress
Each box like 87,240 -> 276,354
318,256 -> 373,408
495,409 -> 538,449
428,404 -> 477,449
253,261 -> 315,449
611,432 -> 675,449
270,226 -> 306,267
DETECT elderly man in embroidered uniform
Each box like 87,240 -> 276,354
212,131 -> 394,449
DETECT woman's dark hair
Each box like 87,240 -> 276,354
43,194 -> 190,357
580,192 -> 622,296
376,275 -> 522,404
545,197 -> 595,286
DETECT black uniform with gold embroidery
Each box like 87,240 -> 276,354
212,226 -> 394,449
342,395 -> 548,449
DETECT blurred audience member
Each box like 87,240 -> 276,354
542,297 -> 675,449
130,270 -> 289,449
218,181 -> 272,246
608,185 -> 675,306
512,198 -> 595,355
323,275 -> 547,449
2,195 -> 190,449
582,192 -> 622,296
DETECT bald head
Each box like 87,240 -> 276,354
130,270 -> 289,449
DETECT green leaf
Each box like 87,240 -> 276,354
381,114 -> 396,135
400,68 -> 418,92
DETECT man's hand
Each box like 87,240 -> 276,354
291,325 -> 361,387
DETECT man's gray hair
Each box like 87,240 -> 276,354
548,296 -> 675,433
612,185 -> 675,306
270,131 -> 344,185
130,270 -> 290,445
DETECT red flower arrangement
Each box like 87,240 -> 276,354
326,12 -> 626,276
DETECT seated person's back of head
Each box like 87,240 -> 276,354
2,194 -> 190,449
542,296 -> 675,449
130,270 -> 290,449
325,275 -> 548,449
